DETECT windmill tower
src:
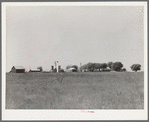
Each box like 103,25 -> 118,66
54,61 -> 59,73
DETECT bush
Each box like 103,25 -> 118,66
120,68 -> 126,72
130,64 -> 141,72
122,68 -> 126,72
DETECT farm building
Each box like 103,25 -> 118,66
29,69 -> 41,72
10,66 -> 25,73
66,68 -> 77,72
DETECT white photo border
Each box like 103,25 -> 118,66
2,2 -> 148,120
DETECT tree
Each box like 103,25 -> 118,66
93,63 -> 103,72
100,63 -> 107,69
94,63 -> 101,69
80,63 -> 88,72
130,64 -> 141,72
37,66 -> 43,72
107,62 -> 113,69
80,63 -> 95,72
87,63 -> 95,72
111,62 -> 123,71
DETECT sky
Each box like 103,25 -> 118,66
6,6 -> 144,72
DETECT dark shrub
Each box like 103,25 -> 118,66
122,68 -> 126,72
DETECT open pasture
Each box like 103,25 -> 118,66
6,72 -> 144,109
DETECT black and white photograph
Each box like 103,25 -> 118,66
2,2 -> 147,120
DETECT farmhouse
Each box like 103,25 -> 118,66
29,69 -> 40,72
10,66 -> 25,73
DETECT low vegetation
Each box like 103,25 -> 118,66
6,72 -> 144,109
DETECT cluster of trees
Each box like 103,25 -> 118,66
107,62 -> 125,71
80,62 -> 125,72
80,62 -> 141,72
80,63 -> 108,72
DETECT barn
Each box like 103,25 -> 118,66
10,66 -> 25,73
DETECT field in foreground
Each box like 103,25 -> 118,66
6,72 -> 144,109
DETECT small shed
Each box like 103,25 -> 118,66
29,69 -> 40,72
11,66 -> 25,73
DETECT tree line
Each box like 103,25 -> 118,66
36,62 -> 141,72
78,62 -> 141,72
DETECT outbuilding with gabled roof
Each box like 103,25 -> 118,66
10,66 -> 25,73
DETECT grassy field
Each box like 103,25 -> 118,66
6,72 -> 144,109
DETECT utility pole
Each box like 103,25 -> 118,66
80,62 -> 82,72
56,61 -> 59,73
